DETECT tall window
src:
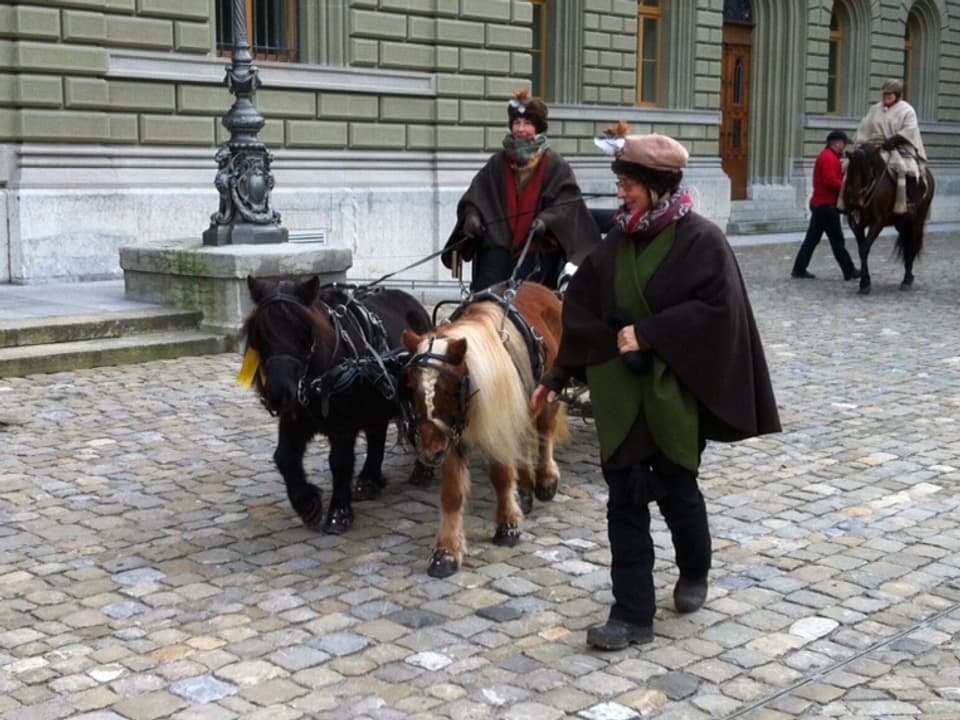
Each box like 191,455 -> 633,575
903,14 -> 918,101
826,10 -> 842,113
637,0 -> 662,106
216,0 -> 299,62
531,0 -> 548,98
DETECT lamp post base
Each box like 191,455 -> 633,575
202,223 -> 289,247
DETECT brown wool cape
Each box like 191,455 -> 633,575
441,148 -> 599,267
552,211 -> 781,465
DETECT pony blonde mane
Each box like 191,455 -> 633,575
434,303 -> 536,466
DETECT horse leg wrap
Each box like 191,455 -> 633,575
493,522 -> 521,547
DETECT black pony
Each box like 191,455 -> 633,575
842,144 -> 935,293
242,276 -> 434,533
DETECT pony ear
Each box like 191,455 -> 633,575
295,276 -> 321,305
401,328 -> 422,353
446,337 -> 467,365
247,275 -> 268,303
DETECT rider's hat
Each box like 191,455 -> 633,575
826,130 -> 850,145
882,78 -> 903,95
507,89 -> 548,134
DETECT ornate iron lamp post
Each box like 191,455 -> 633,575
203,0 -> 288,246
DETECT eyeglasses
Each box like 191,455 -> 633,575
615,179 -> 639,191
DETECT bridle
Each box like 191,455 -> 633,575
252,287 -> 401,418
405,336 -> 475,447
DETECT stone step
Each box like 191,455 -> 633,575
0,308 -> 204,348
0,330 -> 231,378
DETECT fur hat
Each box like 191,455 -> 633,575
507,89 -> 548,134
882,78 -> 903,95
594,121 -> 689,171
826,130 -> 850,145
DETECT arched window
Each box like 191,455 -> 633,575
637,0 -> 662,106
902,1 -> 943,120
904,12 -> 918,103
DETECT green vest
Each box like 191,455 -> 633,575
585,224 -> 700,471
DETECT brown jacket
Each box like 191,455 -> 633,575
442,148 -> 599,268
545,212 -> 781,463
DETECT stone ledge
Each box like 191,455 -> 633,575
120,240 -> 352,336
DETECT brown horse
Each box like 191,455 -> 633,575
841,144 -> 935,294
402,281 -> 568,578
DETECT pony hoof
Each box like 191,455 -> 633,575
323,506 -> 354,534
535,481 -> 558,502
353,474 -> 386,501
298,493 -> 325,531
900,278 -> 914,291
428,549 -> 459,578
493,523 -> 521,547
858,285 -> 871,295
518,490 -> 534,516
408,462 -> 435,487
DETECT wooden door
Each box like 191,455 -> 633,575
721,24 -> 752,200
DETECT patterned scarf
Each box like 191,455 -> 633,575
614,187 -> 694,239
503,133 -> 549,170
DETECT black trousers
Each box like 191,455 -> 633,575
471,245 -> 563,291
604,455 -> 711,626
792,205 -> 857,277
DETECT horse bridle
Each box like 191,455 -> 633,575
405,336 -> 474,446
253,288 -> 401,417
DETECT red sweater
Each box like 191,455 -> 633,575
810,146 -> 844,207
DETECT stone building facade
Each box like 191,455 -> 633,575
1,0 -> 957,284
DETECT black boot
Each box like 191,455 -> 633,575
673,576 -> 708,614
586,619 -> 654,650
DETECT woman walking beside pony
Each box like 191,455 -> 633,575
532,123 -> 780,650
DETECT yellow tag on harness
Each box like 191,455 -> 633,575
237,348 -> 261,388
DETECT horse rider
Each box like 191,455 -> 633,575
440,89 -> 600,291
853,78 -> 927,215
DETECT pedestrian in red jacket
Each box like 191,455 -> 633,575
791,130 -> 860,280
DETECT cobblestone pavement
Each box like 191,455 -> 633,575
3,235 -> 960,720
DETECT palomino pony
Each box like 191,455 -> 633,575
242,276 -> 433,534
842,143 -> 935,293
402,281 -> 568,577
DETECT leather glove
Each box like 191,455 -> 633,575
462,211 -> 484,239
529,217 -> 547,239
881,135 -> 903,152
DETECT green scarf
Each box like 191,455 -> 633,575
502,133 -> 549,168
585,224 -> 700,471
